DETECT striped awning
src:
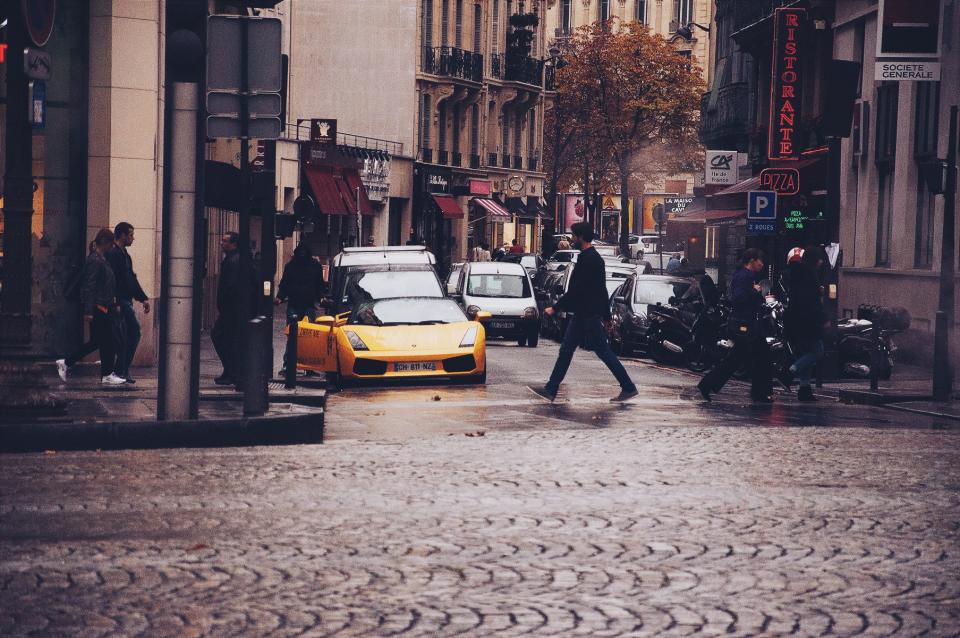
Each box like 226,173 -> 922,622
471,197 -> 511,219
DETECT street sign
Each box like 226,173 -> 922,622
747,190 -> 777,220
24,48 -> 51,80
207,16 -> 282,92
875,60 -> 940,81
759,168 -> 799,195
705,150 -> 737,185
206,116 -> 281,140
207,92 -> 281,117
746,220 -> 777,235
28,80 -> 46,129
22,0 -> 57,48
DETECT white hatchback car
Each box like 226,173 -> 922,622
455,261 -> 539,347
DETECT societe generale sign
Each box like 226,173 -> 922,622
705,150 -> 737,185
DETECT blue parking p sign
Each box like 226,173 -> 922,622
747,190 -> 777,220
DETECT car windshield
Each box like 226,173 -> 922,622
467,273 -> 531,298
342,270 -> 443,305
519,255 -> 537,269
634,280 -> 691,304
348,298 -> 467,326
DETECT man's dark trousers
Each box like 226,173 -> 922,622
546,314 -> 636,395
114,299 -> 140,378
701,332 -> 772,397
211,313 -> 240,380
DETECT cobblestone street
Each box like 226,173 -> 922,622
3,342 -> 960,636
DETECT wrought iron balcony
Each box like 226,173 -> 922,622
470,154 -> 481,169
698,82 -> 751,147
490,53 -> 546,87
437,150 -> 449,165
422,46 -> 484,82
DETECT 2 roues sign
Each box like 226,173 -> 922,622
759,168 -> 800,196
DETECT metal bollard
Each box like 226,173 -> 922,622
869,321 -> 881,393
284,312 -> 298,389
933,310 -> 952,401
243,316 -> 269,416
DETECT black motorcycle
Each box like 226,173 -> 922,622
646,275 -> 726,372
835,305 -> 909,379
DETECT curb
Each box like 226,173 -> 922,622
838,389 -> 934,406
0,408 -> 324,453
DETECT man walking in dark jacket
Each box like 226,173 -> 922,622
697,248 -> 773,402
56,229 -> 126,386
783,246 -> 826,401
211,232 -> 245,386
275,243 -> 325,375
106,222 -> 150,383
530,221 -> 638,402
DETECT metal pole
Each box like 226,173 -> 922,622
933,105 -> 957,401
159,82 -> 200,420
238,19 -> 253,394
243,316 -> 268,415
356,186 -> 362,246
284,313 -> 298,389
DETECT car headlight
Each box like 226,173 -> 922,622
459,325 -> 478,347
344,330 -> 369,351
523,306 -> 538,319
466,305 -> 481,318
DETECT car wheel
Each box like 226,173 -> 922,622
527,331 -> 539,348
517,335 -> 527,347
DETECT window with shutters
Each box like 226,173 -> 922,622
473,3 -> 481,53
442,0 -> 450,46
492,0 -> 500,54
560,0 -> 571,34
674,0 -> 692,28
455,0 -> 463,48
422,0 -> 433,48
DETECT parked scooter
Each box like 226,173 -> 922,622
647,275 -> 726,372
835,305 -> 910,379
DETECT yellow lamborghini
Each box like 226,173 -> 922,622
294,297 -> 489,386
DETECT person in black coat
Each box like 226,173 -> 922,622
697,248 -> 773,402
106,222 -> 150,383
529,221 -> 639,403
211,232 -> 248,386
783,246 -> 826,401
275,243 -> 325,374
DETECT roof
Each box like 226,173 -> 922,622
334,246 -> 436,267
466,261 -> 528,275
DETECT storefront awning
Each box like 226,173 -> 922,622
431,194 -> 464,219
303,165 -> 350,215
713,175 -> 761,196
471,197 -> 511,219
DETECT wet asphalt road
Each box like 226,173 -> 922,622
2,340 -> 960,636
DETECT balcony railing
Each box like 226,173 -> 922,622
437,150 -> 449,165
420,147 -> 433,163
451,152 -> 462,167
422,46 -> 484,82
488,153 -> 498,167
698,82 -> 751,147
512,155 -> 523,170
490,53 -> 546,87
470,154 -> 481,169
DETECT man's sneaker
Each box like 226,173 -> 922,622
55,359 -> 68,382
527,385 -> 557,402
610,388 -> 639,403
101,373 -> 127,386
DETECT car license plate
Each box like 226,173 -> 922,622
490,321 -> 514,329
394,361 -> 437,372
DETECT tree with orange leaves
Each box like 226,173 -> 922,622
548,20 -> 703,256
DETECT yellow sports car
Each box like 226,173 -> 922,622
294,297 -> 489,386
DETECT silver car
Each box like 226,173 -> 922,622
454,261 -> 539,347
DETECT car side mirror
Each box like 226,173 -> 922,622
315,315 -> 336,327
475,310 -> 492,322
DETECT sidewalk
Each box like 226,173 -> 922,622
0,314 -> 326,452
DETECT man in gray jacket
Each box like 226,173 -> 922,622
57,229 -> 126,386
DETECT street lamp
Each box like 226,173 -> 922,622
675,22 -> 710,40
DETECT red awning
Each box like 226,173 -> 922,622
431,194 -> 464,219
713,175 -> 761,196
471,197 -> 511,219
344,169 -> 375,216
303,166 -> 350,215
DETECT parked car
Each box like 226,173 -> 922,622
326,246 -> 441,314
453,261 -> 540,347
609,274 -> 697,355
446,262 -> 464,296
545,249 -> 579,270
499,252 -> 544,277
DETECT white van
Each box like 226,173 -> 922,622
455,261 -> 539,347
